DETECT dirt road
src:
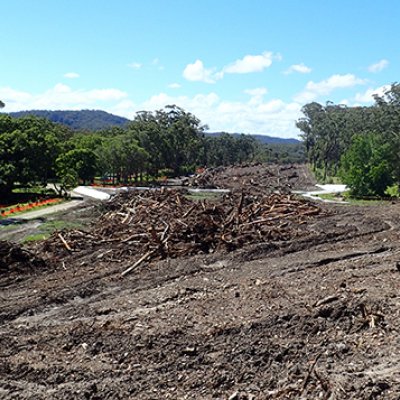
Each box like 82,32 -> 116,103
1,164 -> 400,399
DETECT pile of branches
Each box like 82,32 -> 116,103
0,240 -> 46,275
189,164 -> 302,194
41,189 -> 323,274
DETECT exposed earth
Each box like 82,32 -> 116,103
1,164 -> 400,399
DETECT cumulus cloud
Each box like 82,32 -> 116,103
64,72 -> 80,79
223,52 -> 275,74
284,63 -> 312,75
368,59 -> 389,73
0,87 -> 33,106
183,52 -> 279,84
244,87 -> 268,105
142,92 -> 220,112
1,83 -> 303,138
353,85 -> 390,103
0,84 -> 128,111
183,60 -> 217,83
139,91 -> 302,138
294,74 -> 367,103
108,99 -> 137,119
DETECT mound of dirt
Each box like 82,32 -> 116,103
0,240 -> 46,275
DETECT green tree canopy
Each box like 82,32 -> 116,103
0,115 -> 64,195
297,82 -> 400,194
128,105 -> 205,176
56,148 -> 98,187
340,133 -> 394,197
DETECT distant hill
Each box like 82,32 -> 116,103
6,110 -> 301,143
205,132 -> 300,144
8,109 -> 130,131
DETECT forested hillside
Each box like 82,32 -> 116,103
296,82 -> 400,197
8,110 -> 130,131
7,110 -> 300,146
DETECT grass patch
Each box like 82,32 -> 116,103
316,191 -> 387,205
24,233 -> 50,242
22,219 -> 85,243
315,193 -> 346,201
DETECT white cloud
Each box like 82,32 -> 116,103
109,99 -> 137,118
294,74 -> 367,103
0,87 -> 33,109
353,85 -> 390,103
128,62 -> 142,70
64,72 -> 80,79
1,84 -> 303,138
139,91 -> 302,138
0,84 -> 128,111
168,83 -> 181,89
244,87 -> 268,97
284,63 -> 312,75
142,92 -> 220,112
244,87 -> 268,105
183,52 -> 279,84
223,51 -> 275,74
183,60 -> 217,83
338,99 -> 350,106
368,59 -> 389,73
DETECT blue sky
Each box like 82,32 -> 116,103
1,0 -> 399,138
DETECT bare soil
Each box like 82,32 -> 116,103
1,164 -> 400,399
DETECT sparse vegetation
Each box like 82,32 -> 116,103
22,219 -> 86,243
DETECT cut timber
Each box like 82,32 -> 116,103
121,249 -> 157,278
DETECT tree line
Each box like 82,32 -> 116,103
0,105 -> 305,196
296,83 -> 400,197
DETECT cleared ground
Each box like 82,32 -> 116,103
1,164 -> 400,399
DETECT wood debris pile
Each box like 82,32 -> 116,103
0,240 -> 46,274
42,189 -> 323,271
189,164 -> 307,194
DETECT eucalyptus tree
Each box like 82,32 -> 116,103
127,111 -> 166,177
98,136 -> 148,184
128,105 -> 206,176
297,82 -> 400,194
160,105 -> 206,175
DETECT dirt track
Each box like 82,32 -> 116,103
1,164 -> 400,399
